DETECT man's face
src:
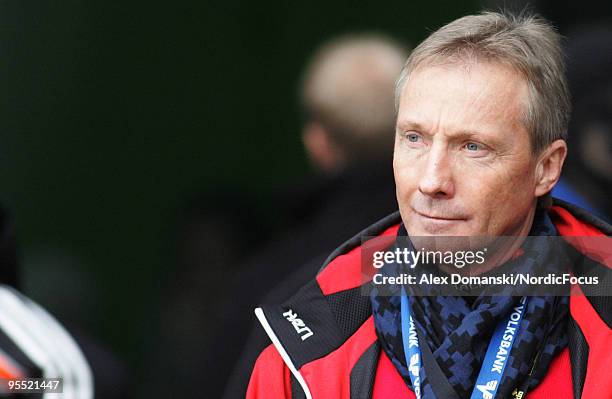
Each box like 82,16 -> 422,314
394,61 -> 538,238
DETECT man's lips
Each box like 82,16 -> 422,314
412,208 -> 467,221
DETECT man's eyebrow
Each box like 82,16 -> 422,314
450,129 -> 489,140
396,120 -> 428,132
397,120 -> 496,142
449,129 -> 504,144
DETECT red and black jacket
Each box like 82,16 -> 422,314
247,200 -> 612,399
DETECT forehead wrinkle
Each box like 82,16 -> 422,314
408,59 -> 527,110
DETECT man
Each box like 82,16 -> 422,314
216,34 -> 408,399
246,11 -> 611,399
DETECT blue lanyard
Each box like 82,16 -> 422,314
400,288 -> 528,399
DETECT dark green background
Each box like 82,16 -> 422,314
0,0 -> 481,386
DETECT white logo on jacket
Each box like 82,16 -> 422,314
283,309 -> 314,341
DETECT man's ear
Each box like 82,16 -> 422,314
534,139 -> 567,197
302,123 -> 343,173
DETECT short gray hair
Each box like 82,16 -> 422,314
395,11 -> 571,154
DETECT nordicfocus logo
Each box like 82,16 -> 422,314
476,380 -> 497,399
283,309 -> 314,341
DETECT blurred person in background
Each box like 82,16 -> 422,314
0,206 -> 94,398
553,25 -> 612,221
212,34 -> 409,398
0,286 -> 94,398
0,205 -> 129,398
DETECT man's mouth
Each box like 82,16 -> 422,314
412,208 -> 467,222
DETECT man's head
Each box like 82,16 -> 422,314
394,11 -> 570,238
301,34 -> 408,173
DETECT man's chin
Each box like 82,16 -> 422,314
405,222 -> 490,255
407,218 -> 471,237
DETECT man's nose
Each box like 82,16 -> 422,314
418,146 -> 455,198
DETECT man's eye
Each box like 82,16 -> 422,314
407,133 -> 420,142
465,142 -> 480,151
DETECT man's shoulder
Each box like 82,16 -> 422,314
314,211 -> 402,294
550,198 -> 611,236
251,213 -> 400,376
551,202 -> 612,333
261,211 -> 402,307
